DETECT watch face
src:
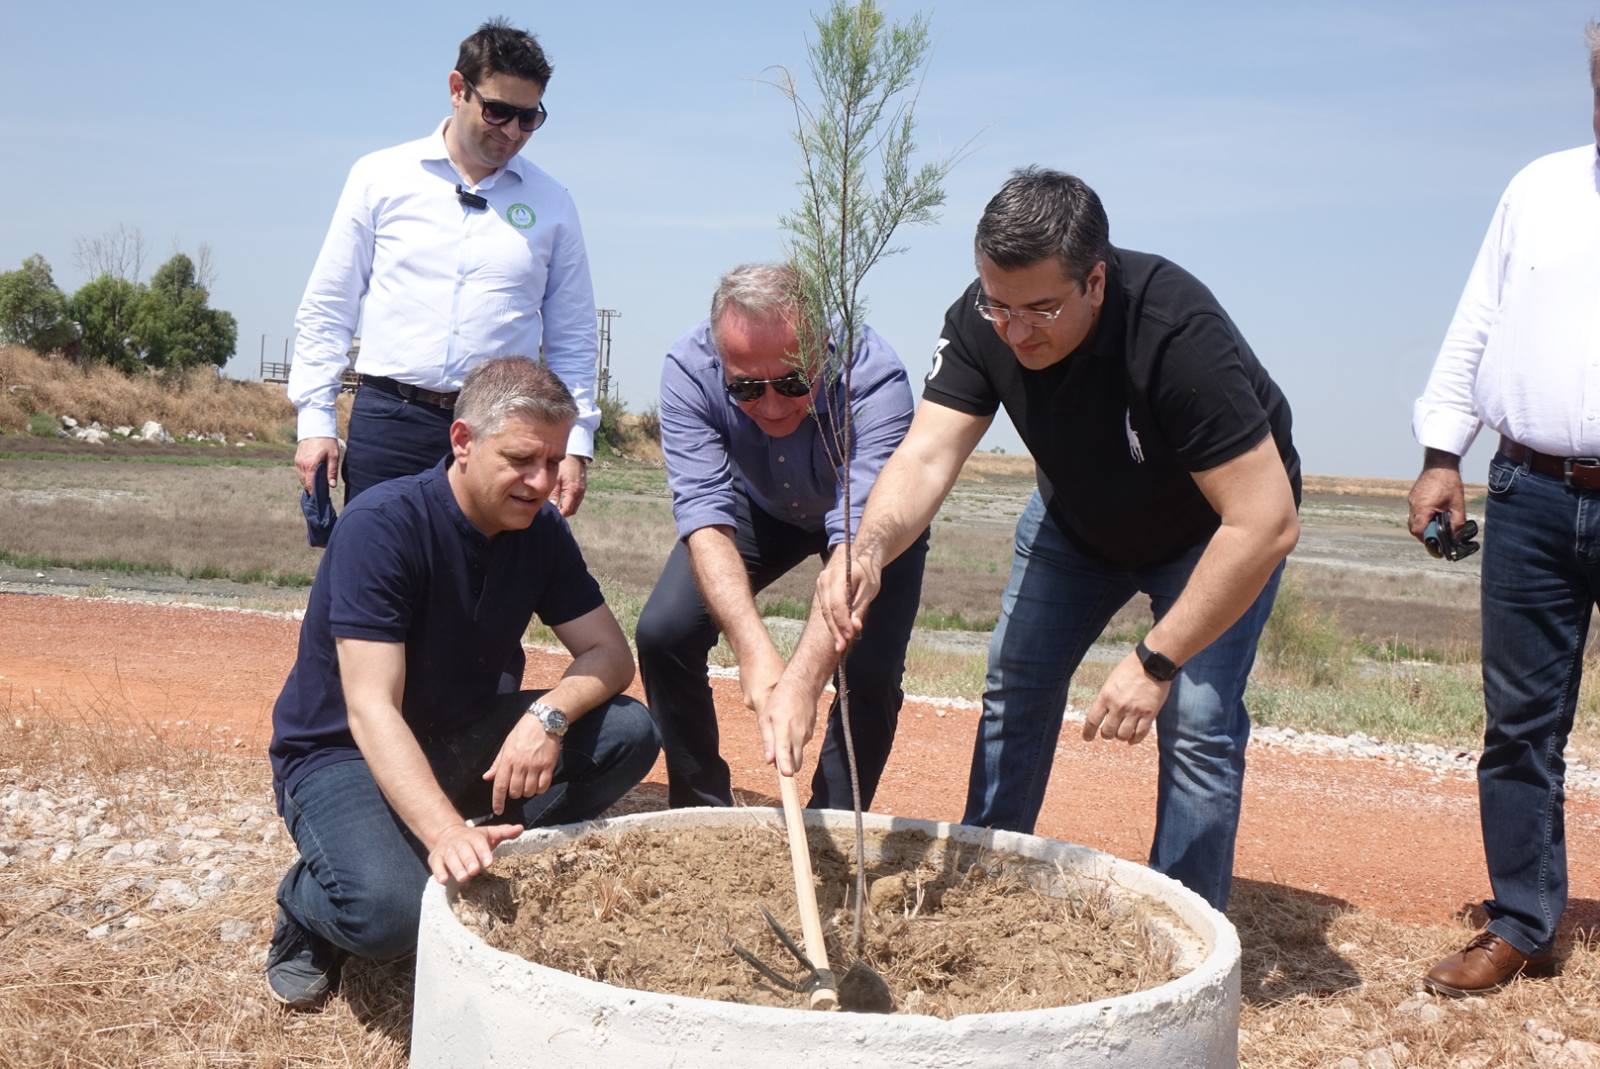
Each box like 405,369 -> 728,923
531,702 -> 568,735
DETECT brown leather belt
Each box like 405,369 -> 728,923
359,374 -> 459,410
1500,436 -> 1600,490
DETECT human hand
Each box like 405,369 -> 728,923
739,649 -> 787,718
481,713 -> 563,816
758,678 -> 820,777
815,546 -> 882,653
294,437 -> 340,494
1081,652 -> 1170,745
1407,456 -> 1466,541
555,455 -> 589,517
427,821 -> 524,884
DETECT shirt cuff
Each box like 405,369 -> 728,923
1412,402 -> 1482,458
297,407 -> 339,441
566,423 -> 594,460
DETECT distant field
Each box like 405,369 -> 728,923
1,439 -> 1595,757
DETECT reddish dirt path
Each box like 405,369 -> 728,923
4,592 -> 1598,931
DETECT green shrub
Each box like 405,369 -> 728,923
26,412 -> 57,437
1259,575 -> 1348,687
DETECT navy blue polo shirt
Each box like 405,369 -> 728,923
268,459 -> 604,811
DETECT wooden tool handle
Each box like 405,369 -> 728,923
778,772 -> 838,1011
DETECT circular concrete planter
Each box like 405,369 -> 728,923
411,809 -> 1240,1069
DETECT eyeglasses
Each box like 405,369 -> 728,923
724,371 -> 812,403
973,297 -> 1068,327
464,79 -> 548,133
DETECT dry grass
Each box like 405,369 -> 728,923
0,345 -> 296,443
2,710 -> 1598,1067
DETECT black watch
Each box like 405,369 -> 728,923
1135,639 -> 1179,682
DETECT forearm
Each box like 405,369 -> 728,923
780,609 -> 842,695
686,527 -> 779,666
347,704 -> 464,850
853,447 -> 956,570
1144,515 -> 1297,666
539,645 -> 635,722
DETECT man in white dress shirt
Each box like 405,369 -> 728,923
288,18 -> 598,514
1409,21 -> 1600,997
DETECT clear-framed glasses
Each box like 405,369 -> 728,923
973,297 -> 1067,327
464,79 -> 548,132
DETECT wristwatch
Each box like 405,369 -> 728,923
526,700 -> 569,737
1135,639 -> 1180,683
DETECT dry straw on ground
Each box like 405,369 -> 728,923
2,708 -> 1598,1067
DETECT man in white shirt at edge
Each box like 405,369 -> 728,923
1408,21 -> 1600,999
288,18 -> 598,515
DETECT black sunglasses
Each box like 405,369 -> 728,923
724,371 -> 812,403
464,79 -> 548,133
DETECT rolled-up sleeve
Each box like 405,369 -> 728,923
660,350 -> 737,539
539,193 -> 599,459
824,340 -> 914,547
1412,192 -> 1508,456
289,161 -> 375,441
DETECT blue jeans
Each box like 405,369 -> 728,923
342,385 -> 453,505
964,491 -> 1282,910
275,692 -> 659,960
1479,451 -> 1596,955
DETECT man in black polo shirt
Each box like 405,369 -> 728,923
812,168 -> 1300,909
266,356 -> 659,1009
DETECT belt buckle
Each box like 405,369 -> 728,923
1563,457 -> 1600,486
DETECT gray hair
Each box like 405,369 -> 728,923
708,263 -> 801,342
1588,20 -> 1600,84
974,167 -> 1111,286
454,355 -> 577,438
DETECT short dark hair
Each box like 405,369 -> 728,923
455,18 -> 553,88
974,167 -> 1111,286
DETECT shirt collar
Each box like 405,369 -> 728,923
422,456 -> 490,548
419,118 -> 526,188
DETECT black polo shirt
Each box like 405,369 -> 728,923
924,248 -> 1300,568
269,459 -> 604,811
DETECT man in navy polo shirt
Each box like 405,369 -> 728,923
813,169 -> 1300,911
635,263 -> 926,808
266,356 -> 659,1010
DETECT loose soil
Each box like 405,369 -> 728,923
456,824 -> 1178,1017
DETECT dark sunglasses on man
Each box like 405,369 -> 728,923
724,371 -> 812,404
464,78 -> 548,132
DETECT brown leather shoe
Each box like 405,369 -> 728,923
1423,932 -> 1557,997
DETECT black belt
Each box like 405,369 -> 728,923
1500,436 -> 1600,491
359,374 -> 459,410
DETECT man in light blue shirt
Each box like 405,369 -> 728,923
288,19 -> 597,514
636,263 -> 928,808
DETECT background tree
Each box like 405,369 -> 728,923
68,274 -> 143,371
131,252 -> 238,370
777,0 -> 954,955
0,255 -> 76,354
73,223 -> 147,283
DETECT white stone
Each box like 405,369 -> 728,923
112,425 -> 132,437
412,809 -> 1242,1069
49,842 -> 72,863
1364,1048 -> 1396,1069
61,416 -> 78,429
138,420 -> 171,443
1565,1039 -> 1600,1066
153,879 -> 199,911
77,427 -> 109,445
1333,1059 -> 1360,1069
218,919 -> 254,944
87,923 -> 111,940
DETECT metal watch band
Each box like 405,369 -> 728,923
526,700 -> 569,737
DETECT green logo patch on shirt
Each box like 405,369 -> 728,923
506,203 -> 536,229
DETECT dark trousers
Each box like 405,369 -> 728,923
275,691 -> 659,960
1478,451 -> 1597,955
635,490 -> 928,810
342,385 -> 453,505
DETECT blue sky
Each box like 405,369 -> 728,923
2,1 -> 1594,478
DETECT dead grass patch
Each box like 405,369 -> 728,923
0,345 -> 296,443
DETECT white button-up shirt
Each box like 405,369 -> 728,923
288,120 -> 599,456
1414,145 -> 1600,458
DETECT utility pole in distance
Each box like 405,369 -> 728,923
595,308 -> 621,402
